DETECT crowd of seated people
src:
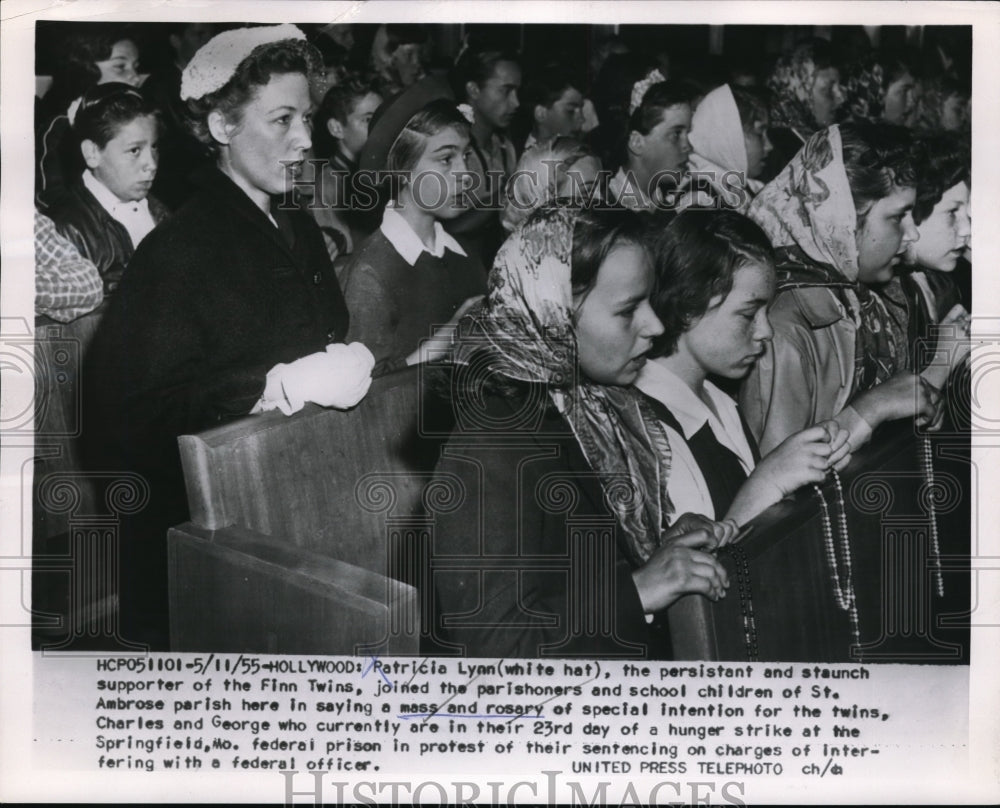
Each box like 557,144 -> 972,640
31,21 -> 972,654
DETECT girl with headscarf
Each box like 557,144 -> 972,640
913,75 -> 970,134
740,122 -> 941,456
500,135 -> 602,232
687,84 -> 772,212
842,53 -> 918,127
425,206 -> 735,659
763,38 -> 845,181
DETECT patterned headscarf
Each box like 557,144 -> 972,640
842,58 -> 886,124
748,125 -> 900,392
450,207 -> 674,565
767,41 -> 827,139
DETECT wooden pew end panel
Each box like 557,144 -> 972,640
168,523 -> 419,656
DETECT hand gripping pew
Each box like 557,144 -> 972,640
668,420 -> 971,663
167,366 -> 449,655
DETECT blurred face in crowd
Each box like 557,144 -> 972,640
96,39 -> 142,87
810,66 -> 843,127
632,102 -> 693,182
332,91 -> 382,160
883,71 -> 917,125
391,43 -> 425,88
941,92 -> 969,132
170,23 -> 215,68
536,86 -> 586,139
855,184 -> 919,284
326,24 -> 354,52
674,260 -> 776,381
211,72 -> 313,211
743,114 -> 772,180
574,242 -> 665,385
468,60 -> 521,131
909,182 -> 970,272
83,114 -> 159,202
402,125 -> 471,220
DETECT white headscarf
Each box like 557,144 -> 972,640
688,84 -> 762,210
690,84 -> 747,175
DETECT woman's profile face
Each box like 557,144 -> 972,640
574,242 -> 664,385
218,72 -> 313,201
676,260 -> 775,380
85,114 -> 159,202
856,184 -> 919,284
909,181 -> 970,272
403,126 -> 471,220
95,39 -> 141,88
810,67 -> 843,127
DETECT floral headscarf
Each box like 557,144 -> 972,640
501,137 -> 597,232
842,58 -> 887,124
748,125 -> 900,392
450,207 -> 674,565
767,41 -> 828,139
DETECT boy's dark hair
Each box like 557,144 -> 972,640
313,73 -> 378,158
649,209 -> 775,357
73,82 -> 160,148
450,48 -> 520,102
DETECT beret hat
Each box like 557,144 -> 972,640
359,74 -> 456,173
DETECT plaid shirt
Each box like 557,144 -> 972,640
34,211 -> 103,322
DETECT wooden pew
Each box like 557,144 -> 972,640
668,421 -> 971,663
167,366 -> 448,655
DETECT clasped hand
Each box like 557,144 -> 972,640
632,513 -> 738,614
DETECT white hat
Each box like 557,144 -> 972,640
181,24 -> 307,102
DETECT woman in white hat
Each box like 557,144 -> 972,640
83,25 -> 373,648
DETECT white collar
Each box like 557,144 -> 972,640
609,167 -> 652,211
83,169 -> 149,217
636,359 -> 755,469
379,204 -> 467,266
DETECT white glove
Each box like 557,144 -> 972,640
255,342 -> 375,415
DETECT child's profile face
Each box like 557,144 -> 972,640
404,126 -> 471,220
87,114 -> 159,202
337,92 -> 382,159
676,260 -> 775,380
